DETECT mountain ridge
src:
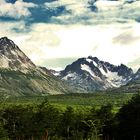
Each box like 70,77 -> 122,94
55,56 -> 134,92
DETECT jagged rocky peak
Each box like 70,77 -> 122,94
0,37 -> 17,50
136,68 -> 140,73
58,56 -> 133,92
61,56 -> 133,78
87,56 -> 133,76
0,37 -> 36,71
0,37 -> 9,43
87,56 -> 99,61
131,68 -> 140,81
0,36 -> 10,43
117,64 -> 133,77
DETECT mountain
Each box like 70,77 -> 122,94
0,37 -> 35,72
114,68 -> 140,93
0,37 -> 71,97
131,68 -> 140,81
57,56 -> 133,92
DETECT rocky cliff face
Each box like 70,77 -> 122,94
0,37 -> 35,72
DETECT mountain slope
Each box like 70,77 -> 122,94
58,56 -> 133,92
114,68 -> 140,93
0,37 -> 71,97
0,37 -> 35,72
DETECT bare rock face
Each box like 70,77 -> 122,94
0,37 -> 35,72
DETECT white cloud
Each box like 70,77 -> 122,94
0,21 -> 26,36
45,0 -> 95,24
44,0 -> 140,24
0,0 -> 36,19
95,0 -> 122,11
45,0 -> 90,18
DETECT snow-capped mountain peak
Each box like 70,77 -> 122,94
58,56 -> 133,92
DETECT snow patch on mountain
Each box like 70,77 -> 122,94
99,67 -> 123,86
62,72 -> 77,80
81,64 -> 96,78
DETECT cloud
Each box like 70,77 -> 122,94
26,24 -> 61,47
43,0 -> 140,24
0,0 -> 36,19
44,0 -> 97,24
45,0 -> 89,11
128,57 -> 140,72
113,31 -> 140,45
0,21 -> 26,36
95,0 -> 122,11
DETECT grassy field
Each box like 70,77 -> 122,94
0,92 -> 134,109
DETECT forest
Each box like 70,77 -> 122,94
0,93 -> 140,140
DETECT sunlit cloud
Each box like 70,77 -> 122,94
44,0 -> 140,24
0,0 -> 36,19
113,31 -> 140,45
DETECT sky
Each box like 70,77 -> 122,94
0,0 -> 140,71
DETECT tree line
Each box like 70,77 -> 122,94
0,94 -> 140,140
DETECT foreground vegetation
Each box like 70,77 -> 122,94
0,93 -> 140,140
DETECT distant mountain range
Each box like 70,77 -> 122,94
56,56 -> 134,92
0,37 -> 140,97
0,37 -> 71,97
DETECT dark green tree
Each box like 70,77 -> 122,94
0,121 -> 7,140
96,104 -> 114,140
35,99 -> 61,140
117,94 -> 140,140
59,106 -> 76,139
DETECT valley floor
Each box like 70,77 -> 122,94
0,92 -> 133,108
0,92 -> 139,140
